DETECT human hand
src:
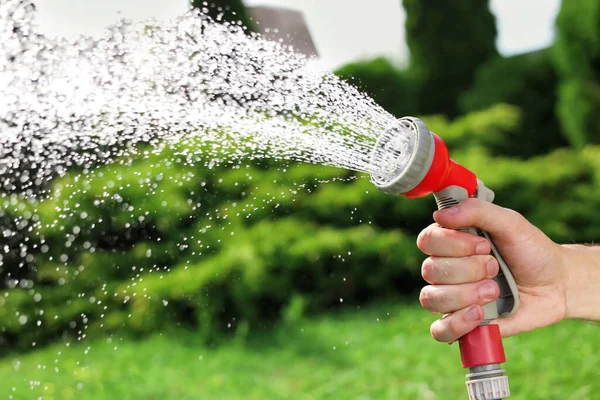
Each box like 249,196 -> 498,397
416,198 -> 568,343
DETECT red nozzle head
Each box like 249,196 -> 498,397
370,117 -> 477,199
404,133 -> 477,199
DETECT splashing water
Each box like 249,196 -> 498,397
1,0 -> 415,195
0,1 -> 419,395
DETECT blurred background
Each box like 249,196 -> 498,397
2,0 -> 600,399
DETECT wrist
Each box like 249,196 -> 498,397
561,244 -> 600,321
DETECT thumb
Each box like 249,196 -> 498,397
492,305 -> 538,338
493,295 -> 563,337
432,198 -> 538,246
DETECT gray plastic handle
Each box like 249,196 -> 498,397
433,181 -> 520,321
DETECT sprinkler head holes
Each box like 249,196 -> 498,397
369,117 -> 435,195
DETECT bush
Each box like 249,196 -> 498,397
460,49 -> 568,157
3,105 -> 600,353
554,0 -> 600,148
0,147 -> 427,352
335,58 -> 419,118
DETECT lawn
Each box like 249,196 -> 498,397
1,300 -> 598,400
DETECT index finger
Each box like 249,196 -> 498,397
417,223 -> 491,257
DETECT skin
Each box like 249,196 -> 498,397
416,198 -> 600,344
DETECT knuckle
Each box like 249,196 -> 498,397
484,255 -> 498,276
430,322 -> 443,341
444,316 -> 461,340
421,258 -> 436,281
465,198 -> 481,206
419,286 -> 434,309
460,238 -> 476,255
502,207 -> 537,243
508,209 -> 530,232
471,203 -> 488,230
416,228 -> 433,252
430,319 -> 450,342
473,213 -> 488,231
441,259 -> 456,281
420,286 -> 445,311
470,255 -> 492,280
505,207 -> 524,221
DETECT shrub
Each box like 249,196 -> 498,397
3,105 -> 600,353
460,49 -> 568,157
335,57 -> 419,118
554,0 -> 600,148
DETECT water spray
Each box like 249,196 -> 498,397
370,117 -> 520,400
1,1 -> 521,396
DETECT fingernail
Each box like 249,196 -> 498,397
464,306 -> 481,322
478,282 -> 497,301
486,258 -> 498,277
441,206 -> 459,215
476,241 -> 490,255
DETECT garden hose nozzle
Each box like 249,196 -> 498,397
369,117 -> 521,400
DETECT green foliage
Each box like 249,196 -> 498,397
0,146 -> 425,352
402,0 -> 498,116
4,105 -> 600,353
423,104 -> 523,151
420,107 -> 600,245
556,79 -> 600,149
335,57 -> 419,117
554,0 -> 600,148
191,0 -> 254,31
460,49 -> 568,157
2,302 -> 599,399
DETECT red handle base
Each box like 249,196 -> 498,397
459,324 -> 506,368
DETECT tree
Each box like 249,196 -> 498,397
554,0 -> 600,148
335,57 -> 419,118
191,0 -> 254,31
402,0 -> 498,117
460,49 -> 568,157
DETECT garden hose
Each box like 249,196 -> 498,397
369,117 -> 520,400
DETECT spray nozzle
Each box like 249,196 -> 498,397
370,117 -> 477,199
370,117 -> 434,195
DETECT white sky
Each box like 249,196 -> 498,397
35,0 -> 561,70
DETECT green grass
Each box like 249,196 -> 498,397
1,301 -> 599,400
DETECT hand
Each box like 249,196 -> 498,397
416,198 -> 568,343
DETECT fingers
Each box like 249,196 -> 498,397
420,280 -> 499,314
430,305 -> 484,343
432,198 -> 537,245
422,255 -> 499,285
422,278 -> 500,343
417,223 -> 491,257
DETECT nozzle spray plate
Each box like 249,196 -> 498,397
370,117 -> 434,195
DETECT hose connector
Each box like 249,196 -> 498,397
460,325 -> 510,400
466,372 -> 509,400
